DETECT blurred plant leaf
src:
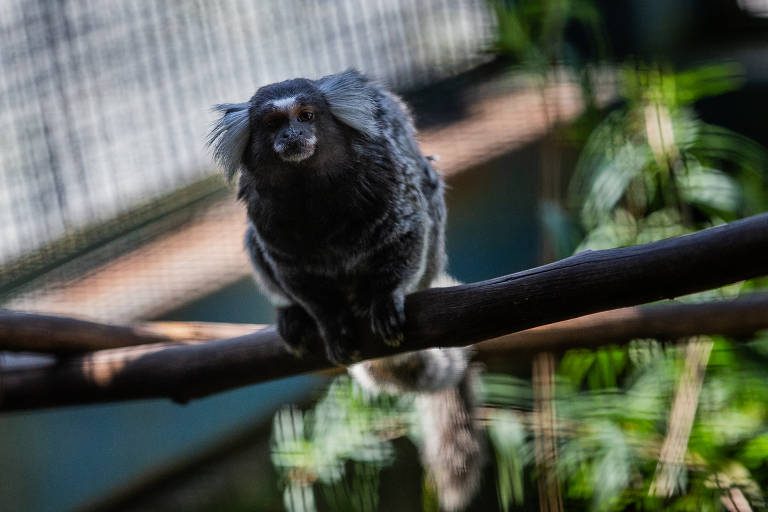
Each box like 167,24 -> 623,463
283,481 -> 316,512
677,165 -> 741,219
490,0 -> 607,72
318,461 -> 382,512
271,376 -> 411,512
571,62 -> 768,252
739,432 -> 768,469
481,373 -> 534,409
672,63 -> 744,106
488,409 -> 528,508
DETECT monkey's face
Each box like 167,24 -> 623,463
262,100 -> 318,163
251,80 -> 336,165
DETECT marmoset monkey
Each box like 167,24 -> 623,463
210,70 -> 482,510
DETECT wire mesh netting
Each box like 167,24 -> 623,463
0,0 -> 495,297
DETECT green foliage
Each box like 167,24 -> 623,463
491,0 -> 605,72
269,345 -> 768,511
542,60 -> 768,511
560,346 -> 627,390
482,338 -> 768,511
487,409 -> 528,508
271,377 -> 413,512
570,63 -> 768,251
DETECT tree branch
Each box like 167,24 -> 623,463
476,292 -> 768,361
0,311 -> 264,354
2,213 -> 768,411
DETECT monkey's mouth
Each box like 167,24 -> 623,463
274,137 -> 316,163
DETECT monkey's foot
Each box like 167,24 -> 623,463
277,305 -> 322,358
370,293 -> 405,347
320,315 -> 361,366
322,325 -> 362,366
329,349 -> 362,366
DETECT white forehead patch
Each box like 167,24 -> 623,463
270,96 -> 297,110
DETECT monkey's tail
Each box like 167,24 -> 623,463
416,361 -> 484,511
349,347 -> 484,511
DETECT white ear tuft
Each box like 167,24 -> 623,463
316,70 -> 381,138
208,102 -> 251,179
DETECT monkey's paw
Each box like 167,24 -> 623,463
326,346 -> 362,366
321,322 -> 362,366
277,305 -> 322,358
370,293 -> 406,347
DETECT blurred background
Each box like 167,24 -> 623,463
2,0 -> 768,510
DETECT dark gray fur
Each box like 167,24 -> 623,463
209,70 -> 446,364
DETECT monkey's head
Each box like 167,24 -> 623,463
250,78 -> 327,165
209,70 -> 382,179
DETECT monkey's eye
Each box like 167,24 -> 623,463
297,111 -> 314,122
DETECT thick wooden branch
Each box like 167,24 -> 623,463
0,311 -> 264,354
476,292 -> 768,360
2,213 -> 768,411
2,295 -> 767,412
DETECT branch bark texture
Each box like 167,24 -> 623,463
0,312 -> 264,354
2,213 -> 768,411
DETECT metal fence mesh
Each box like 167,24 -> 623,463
0,0 -> 494,269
